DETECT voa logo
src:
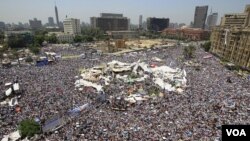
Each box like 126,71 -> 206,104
226,129 -> 246,136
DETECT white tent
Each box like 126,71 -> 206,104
5,82 -> 12,87
1,131 -> 21,141
13,83 -> 20,91
5,88 -> 12,96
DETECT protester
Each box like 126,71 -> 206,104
0,44 -> 249,140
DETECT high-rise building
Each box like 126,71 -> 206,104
55,5 -> 60,27
169,22 -> 178,29
63,18 -> 81,35
206,11 -> 218,30
210,4 -> 250,69
29,18 -> 42,29
142,21 -> 147,30
139,15 -> 143,29
193,5 -> 208,29
147,17 -> 169,31
178,23 -> 186,28
48,17 -> 55,26
90,13 -> 129,31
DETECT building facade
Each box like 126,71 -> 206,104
107,31 -> 139,39
48,17 -> 55,26
147,17 -> 169,31
210,5 -> 250,69
90,13 -> 129,31
48,32 -> 74,43
193,6 -> 208,29
178,23 -> 186,28
207,12 -> 218,30
63,18 -> 81,35
169,23 -> 178,29
57,33 -> 74,43
29,18 -> 42,29
162,27 -> 210,41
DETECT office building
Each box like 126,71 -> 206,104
90,13 -> 129,31
63,18 -> 81,35
48,17 -> 55,26
107,31 -> 139,39
48,32 -> 74,43
162,27 -> 210,41
210,4 -> 250,69
147,17 -> 169,31
178,23 -> 186,28
193,6 -> 208,29
169,23 -> 178,29
220,13 -> 248,27
29,18 -> 42,29
55,5 -> 60,27
142,21 -> 147,30
207,12 -> 218,30
100,13 -> 123,18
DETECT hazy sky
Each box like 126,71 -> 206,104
0,0 -> 249,25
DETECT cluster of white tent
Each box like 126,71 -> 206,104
1,82 -> 20,107
1,131 -> 21,141
75,60 -> 187,103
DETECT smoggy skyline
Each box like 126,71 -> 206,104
0,0 -> 249,25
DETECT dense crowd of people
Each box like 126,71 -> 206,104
0,44 -> 249,140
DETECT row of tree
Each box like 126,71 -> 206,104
1,27 -> 108,56
0,30 -> 59,55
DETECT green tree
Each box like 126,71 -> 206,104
0,49 -> 4,61
28,44 -> 40,54
0,42 -> 8,51
81,27 -> 105,41
25,56 -> 33,63
85,36 -> 94,42
34,34 -> 44,46
18,119 -> 41,139
22,33 -> 34,45
45,33 -> 58,43
183,45 -> 196,59
7,33 -> 33,49
202,41 -> 211,52
74,35 -> 82,43
33,30 -> 48,45
147,86 -> 160,96
61,40 -> 68,44
34,30 -> 48,36
12,49 -> 21,65
7,34 -> 25,48
0,43 -> 9,62
0,31 -> 4,44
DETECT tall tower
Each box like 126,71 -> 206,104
193,5 -> 208,29
207,13 -> 218,30
139,15 -> 143,29
55,4 -> 60,27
